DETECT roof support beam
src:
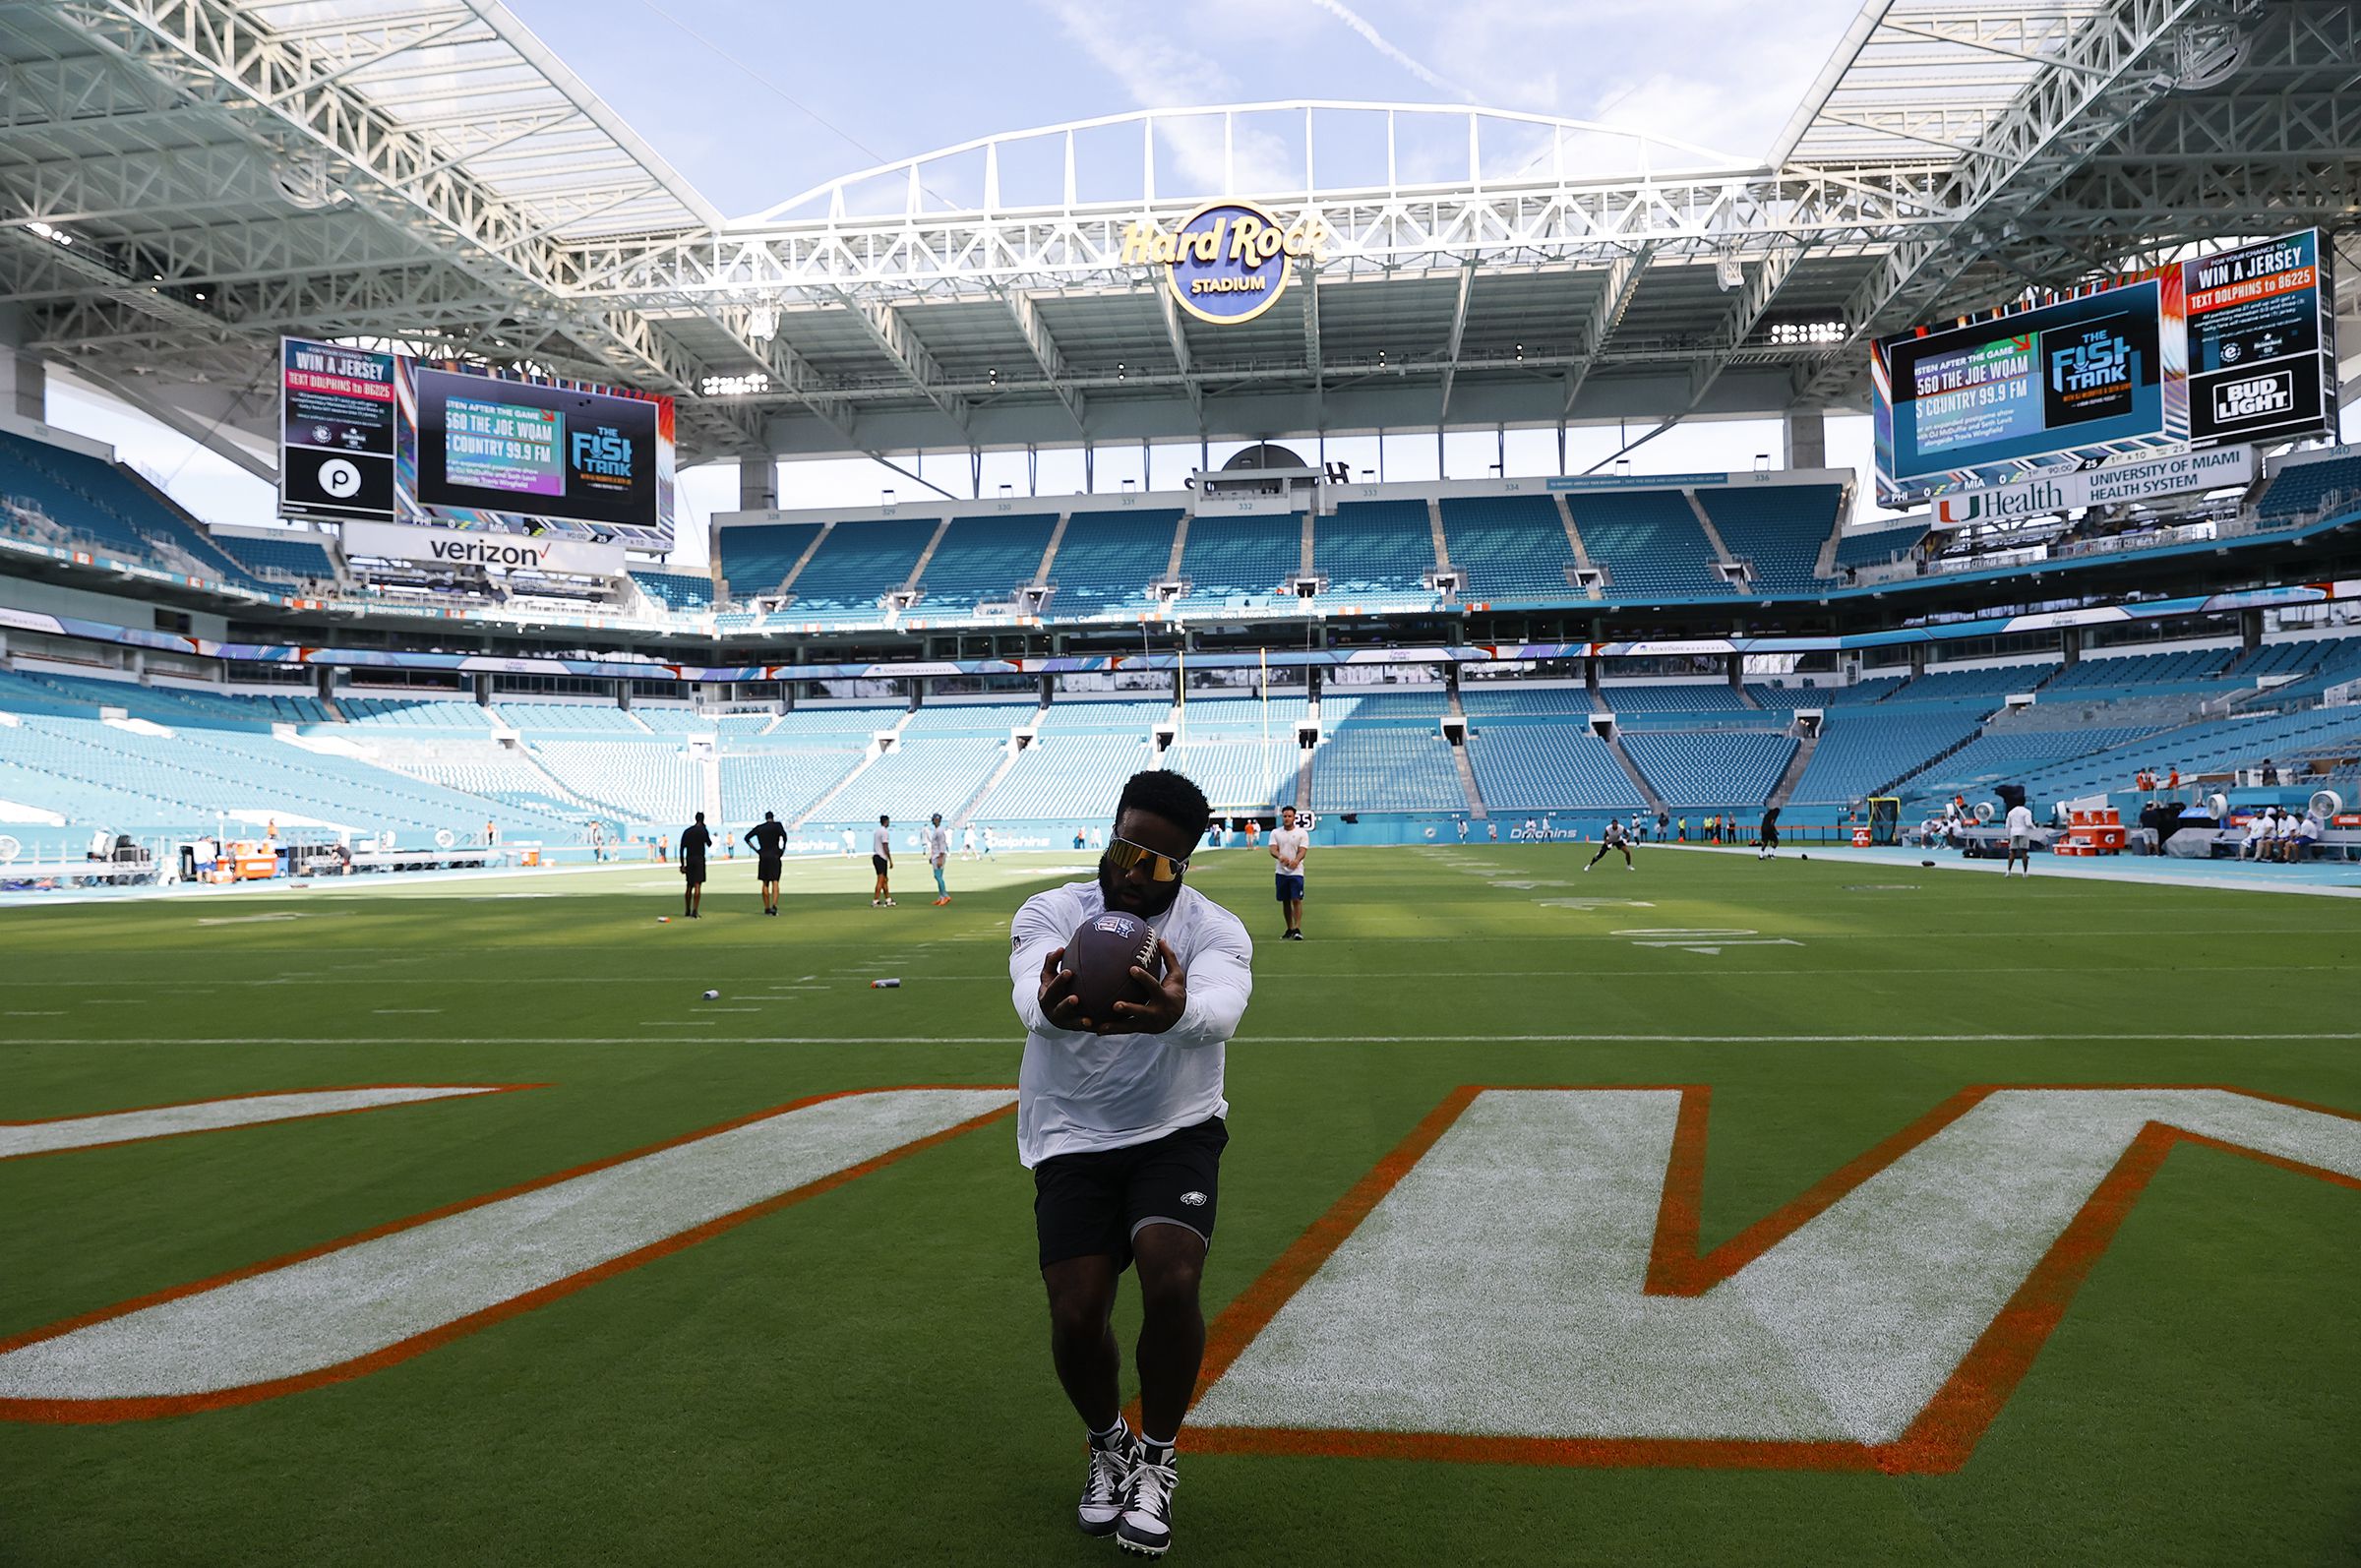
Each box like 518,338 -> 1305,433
999,287 -> 1086,433
1563,244 -> 1652,415
1792,0 -> 2205,404
834,292 -> 970,431
1300,257 -> 1322,388
1156,285 -> 1202,424
1436,261 -> 1476,422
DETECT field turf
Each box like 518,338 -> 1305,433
3,844 -> 2357,1567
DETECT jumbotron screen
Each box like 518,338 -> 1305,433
409,368 -> 664,531
278,338 -> 676,550
1870,228 -> 2337,507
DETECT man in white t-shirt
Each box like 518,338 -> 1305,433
2238,811 -> 2273,861
1269,804 -> 1309,941
963,823 -> 978,860
1011,768 -> 1251,1556
928,812 -> 952,905
2278,813 -> 2321,863
870,814 -> 895,907
2005,801 -> 2036,876
841,826 -> 856,859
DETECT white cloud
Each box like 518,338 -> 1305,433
1301,0 -> 1476,102
1035,0 -> 1301,195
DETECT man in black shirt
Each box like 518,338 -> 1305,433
1757,805 -> 1782,862
679,812 -> 714,918
745,811 -> 788,916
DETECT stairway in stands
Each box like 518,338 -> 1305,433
1768,727 -> 1817,808
1604,731 -> 1666,814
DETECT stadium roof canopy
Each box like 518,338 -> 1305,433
2,0 -> 2356,479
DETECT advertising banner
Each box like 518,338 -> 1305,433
339,518 -> 626,577
2184,229 -> 2336,447
279,338 -> 397,523
1929,445 -> 2254,528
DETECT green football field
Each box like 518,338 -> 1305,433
4,844 -> 2357,1567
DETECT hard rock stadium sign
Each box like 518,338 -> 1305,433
1120,200 -> 1330,325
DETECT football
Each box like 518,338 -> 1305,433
1061,909 -> 1163,1029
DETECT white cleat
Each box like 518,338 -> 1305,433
1077,1433 -> 1133,1538
1117,1446 -> 1177,1557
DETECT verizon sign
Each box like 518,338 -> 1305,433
1933,445 -> 2255,528
340,519 -> 625,577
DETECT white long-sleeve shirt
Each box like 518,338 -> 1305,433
1008,878 -> 1253,1167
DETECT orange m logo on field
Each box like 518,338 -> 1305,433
1181,1084 -> 2361,1473
9,1081 -> 2355,1466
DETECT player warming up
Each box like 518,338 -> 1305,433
1757,804 -> 1782,862
1011,769 -> 1252,1558
929,812 -> 951,905
2005,798 -> 2036,876
1586,815 -> 1634,871
1269,804 -> 1308,940
678,812 -> 713,918
871,814 -> 895,907
745,811 -> 787,915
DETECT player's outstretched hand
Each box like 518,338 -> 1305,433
1037,945 -> 1089,1032
1112,937 -> 1186,1035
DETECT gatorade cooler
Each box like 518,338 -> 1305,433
1852,827 -> 1872,847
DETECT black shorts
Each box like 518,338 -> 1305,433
1033,1116 -> 1227,1271
757,855 -> 783,881
1761,825 -> 1780,847
871,853 -> 889,875
681,861 -> 706,886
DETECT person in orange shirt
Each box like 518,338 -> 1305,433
2167,765 -> 2180,791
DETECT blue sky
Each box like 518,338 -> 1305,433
506,0 -> 1868,215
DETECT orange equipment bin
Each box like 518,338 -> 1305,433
2065,807 -> 2127,856
230,840 -> 278,879
518,848 -> 540,868
1851,826 -> 1872,847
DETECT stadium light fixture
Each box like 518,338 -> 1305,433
26,221 -> 73,247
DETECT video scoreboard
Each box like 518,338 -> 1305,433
280,340 -> 676,552
1873,228 -> 2336,506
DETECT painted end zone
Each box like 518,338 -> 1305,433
0,1085 -> 1016,1423
1184,1084 -> 2361,1473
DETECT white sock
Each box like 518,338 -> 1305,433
1140,1432 -> 1178,1455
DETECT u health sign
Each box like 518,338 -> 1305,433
1122,201 -> 1328,325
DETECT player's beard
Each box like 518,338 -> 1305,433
1099,857 -> 1180,919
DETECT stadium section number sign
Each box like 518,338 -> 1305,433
279,339 -> 397,523
1122,201 -> 1329,325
